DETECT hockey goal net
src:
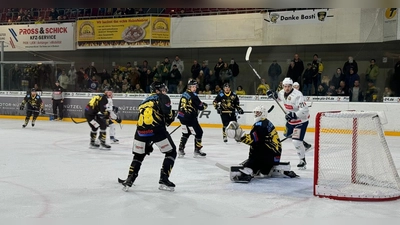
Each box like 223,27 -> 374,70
314,111 -> 400,201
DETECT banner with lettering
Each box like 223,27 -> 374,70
264,9 -> 331,25
0,23 -> 75,51
76,16 -> 170,49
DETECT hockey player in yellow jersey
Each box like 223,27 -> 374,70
84,89 -> 117,149
213,83 -> 244,142
119,82 -> 177,192
177,79 -> 208,157
20,88 -> 45,128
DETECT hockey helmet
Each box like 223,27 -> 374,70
282,77 -> 293,86
150,81 -> 166,93
31,88 -> 36,92
187,79 -> 198,87
253,105 -> 268,123
223,83 -> 230,88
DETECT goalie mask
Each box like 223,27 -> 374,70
253,105 -> 268,123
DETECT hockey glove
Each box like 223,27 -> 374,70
267,90 -> 278,99
202,102 -> 208,109
19,104 -> 24,110
285,112 -> 297,122
165,116 -> 174,127
237,107 -> 244,115
216,106 -> 222,114
112,106 -> 119,113
115,117 -> 122,124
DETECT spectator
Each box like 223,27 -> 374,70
132,83 -> 145,93
203,84 -> 212,94
365,81 -> 378,102
311,54 -> 321,94
58,70 -> 70,90
286,61 -> 296,82
276,81 -> 283,92
167,64 -> 182,93
201,61 -> 210,84
171,55 -> 184,74
219,63 -> 232,86
345,67 -> 360,89
293,53 -> 305,84
157,57 -> 171,83
326,84 -> 337,96
214,58 -> 224,86
382,87 -> 395,98
316,84 -> 327,96
256,78 -> 270,95
330,68 -> 345,89
302,63 -> 313,96
343,56 -> 358,77
144,68 -> 155,93
88,75 -> 100,92
197,70 -> 205,91
49,8 -> 59,20
101,79 -> 111,92
390,56 -> 400,96
35,16 -> 45,24
365,59 -> 379,85
349,80 -> 364,102
229,58 -> 239,90
85,64 -> 97,78
213,84 -> 222,94
121,78 -> 131,93
177,80 -> 186,94
267,60 -> 282,92
236,85 -> 246,95
336,80 -> 348,96
190,60 -> 201,80
99,69 -> 111,84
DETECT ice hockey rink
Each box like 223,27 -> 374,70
1,118 -> 400,218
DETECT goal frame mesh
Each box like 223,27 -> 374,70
314,110 -> 400,201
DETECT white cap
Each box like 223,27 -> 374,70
293,82 -> 300,87
282,77 -> 293,85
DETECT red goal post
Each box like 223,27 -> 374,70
314,110 -> 400,201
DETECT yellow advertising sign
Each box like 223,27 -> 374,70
77,16 -> 170,48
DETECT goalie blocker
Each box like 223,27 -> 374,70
230,162 -> 299,183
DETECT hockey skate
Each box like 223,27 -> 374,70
223,136 -> 228,143
100,142 -> 111,150
121,174 -> 138,192
110,136 -> 119,144
297,159 -> 307,170
31,121 -> 35,127
178,148 -> 185,158
159,176 -> 175,192
22,123 -> 27,128
89,141 -> 100,149
194,147 -> 206,158
283,171 -> 300,178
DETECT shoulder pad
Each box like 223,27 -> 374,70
219,92 -> 224,97
193,92 -> 198,96
255,121 -> 262,126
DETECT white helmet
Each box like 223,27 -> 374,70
253,105 -> 268,123
282,77 -> 293,85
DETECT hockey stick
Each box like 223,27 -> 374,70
245,47 -> 286,114
71,117 -> 87,124
221,105 -> 275,114
27,109 -> 57,116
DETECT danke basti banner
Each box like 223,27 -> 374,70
264,9 -> 331,25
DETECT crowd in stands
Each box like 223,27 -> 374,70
4,51 -> 400,102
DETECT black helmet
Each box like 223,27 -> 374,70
150,81 -> 166,93
187,79 -> 198,87
31,88 -> 36,92
223,83 -> 230,88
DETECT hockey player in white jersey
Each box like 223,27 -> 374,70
106,95 -> 122,144
268,77 -> 310,169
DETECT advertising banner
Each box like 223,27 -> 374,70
264,9 -> 331,25
383,8 -> 399,41
76,16 -> 170,49
0,23 -> 75,51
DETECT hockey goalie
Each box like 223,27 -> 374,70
225,105 -> 298,183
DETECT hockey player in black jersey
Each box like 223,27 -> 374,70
20,88 -> 45,128
225,105 -> 298,183
120,82 -> 177,192
177,79 -> 208,158
213,83 -> 244,142
84,90 -> 117,149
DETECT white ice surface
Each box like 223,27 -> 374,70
1,118 -> 400,218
